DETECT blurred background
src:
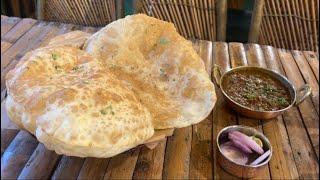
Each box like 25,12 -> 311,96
1,0 -> 318,52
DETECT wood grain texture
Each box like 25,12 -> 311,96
104,148 -> 140,179
1,22 -> 48,70
230,43 -> 271,180
18,144 -> 61,180
278,49 -> 319,179
303,51 -> 319,82
162,126 -> 192,179
133,140 -> 166,179
1,41 -> 12,55
77,158 -> 110,180
1,129 -> 19,156
1,131 -> 38,179
261,45 -> 299,179
1,17 -> 21,37
291,50 -> 319,115
189,40 -> 213,179
51,156 -> 85,180
2,18 -> 37,43
212,42 -> 239,180
279,49 -> 319,160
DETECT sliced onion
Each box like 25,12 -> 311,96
250,150 -> 271,166
228,133 -> 253,154
229,131 -> 264,155
220,141 -> 249,165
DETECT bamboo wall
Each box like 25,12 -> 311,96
139,0 -> 216,41
259,0 -> 319,52
44,0 -> 116,26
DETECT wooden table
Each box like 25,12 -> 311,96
1,16 -> 319,179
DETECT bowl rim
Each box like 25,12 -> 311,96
219,66 -> 296,113
216,125 -> 273,168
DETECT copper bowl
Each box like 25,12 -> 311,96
217,125 -> 272,178
213,65 -> 311,119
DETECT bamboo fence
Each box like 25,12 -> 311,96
259,0 -> 319,52
43,0 -> 116,26
138,0 -> 217,41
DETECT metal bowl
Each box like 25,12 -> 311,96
213,65 -> 311,119
217,125 -> 272,178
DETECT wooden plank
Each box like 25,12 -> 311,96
1,21 -> 48,70
278,49 -> 319,179
229,42 -> 248,67
103,148 -> 140,179
1,41 -> 12,54
189,40 -> 213,179
18,144 -> 60,179
216,0 -> 227,41
51,156 -> 85,180
303,51 -> 319,82
1,129 -> 19,156
162,126 -> 192,179
133,140 -> 166,179
230,43 -> 271,179
212,42 -> 230,73
292,50 -> 319,115
77,158 -> 110,180
1,131 -> 38,179
261,45 -> 299,179
2,18 -> 37,43
212,42 -> 239,179
279,49 -> 319,159
1,17 -> 21,37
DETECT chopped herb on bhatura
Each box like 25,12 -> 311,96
52,53 -> 58,60
159,37 -> 170,45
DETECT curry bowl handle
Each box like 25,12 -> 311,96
295,84 -> 312,105
213,64 -> 223,87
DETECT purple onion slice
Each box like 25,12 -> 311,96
229,131 -> 264,155
220,141 -> 249,165
250,150 -> 271,166
228,133 -> 253,154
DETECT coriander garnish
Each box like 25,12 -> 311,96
159,37 -> 170,45
52,53 -> 58,60
72,66 -> 81,71
100,105 -> 115,115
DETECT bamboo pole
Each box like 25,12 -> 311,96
262,1 -> 277,47
268,0 -> 281,47
216,0 -> 227,41
281,0 -> 293,49
173,0 -> 188,37
304,0 -> 314,51
116,0 -> 124,19
198,0 -> 206,39
285,0 -> 298,50
183,0 -> 195,38
248,0 -> 264,43
310,0 -> 317,52
204,0 -> 211,40
196,0 -> 204,39
178,0 -> 192,38
300,0 -> 310,50
36,0 -> 45,20
292,0 -> 305,50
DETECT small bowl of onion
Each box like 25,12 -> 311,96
217,125 -> 272,178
